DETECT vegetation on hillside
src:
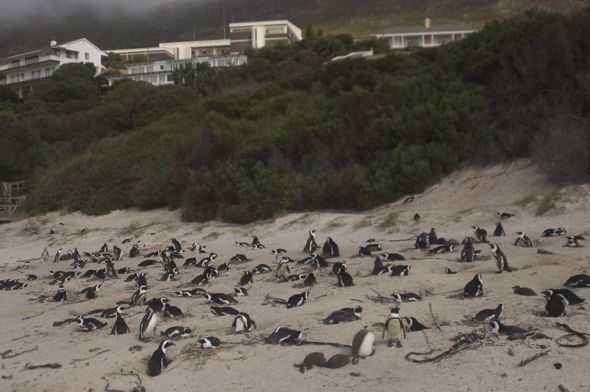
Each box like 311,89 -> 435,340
1,10 -> 588,223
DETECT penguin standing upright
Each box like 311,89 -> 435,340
322,237 -> 340,258
490,243 -> 511,273
460,238 -> 475,262
111,306 -> 130,335
337,268 -> 354,287
139,301 -> 161,341
351,329 -> 376,363
147,340 -> 175,377
131,285 -> 147,306
464,273 -> 483,297
303,230 -> 319,253
493,222 -> 506,237
382,307 -> 406,348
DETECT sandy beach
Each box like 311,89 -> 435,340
1,160 -> 589,392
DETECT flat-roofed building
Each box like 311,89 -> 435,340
108,47 -> 175,63
229,20 -> 302,53
158,39 -> 231,60
375,18 -> 477,49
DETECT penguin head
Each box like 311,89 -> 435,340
542,290 -> 553,301
476,273 -> 483,283
448,245 -> 454,252
353,306 -> 363,316
182,327 -> 192,335
472,226 -> 478,231
310,229 -> 316,237
160,340 -> 175,352
388,307 -> 400,318
517,231 -> 524,237
490,243 -> 498,252
490,320 -> 500,333
95,284 -> 101,291
116,305 -> 126,314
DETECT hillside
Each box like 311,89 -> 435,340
1,0 -> 590,56
0,161 -> 589,391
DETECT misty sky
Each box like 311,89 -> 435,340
0,0 -> 177,19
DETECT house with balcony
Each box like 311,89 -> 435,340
375,19 -> 477,50
0,38 -> 106,98
108,47 -> 175,63
229,20 -> 302,53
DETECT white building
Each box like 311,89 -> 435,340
0,38 -> 106,97
229,20 -> 302,53
375,19 -> 477,49
158,39 -> 232,60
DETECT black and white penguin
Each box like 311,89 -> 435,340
490,243 -> 511,273
295,352 -> 326,373
565,236 -> 583,248
460,239 -> 475,262
139,304 -> 159,341
542,289 -> 584,305
337,268 -> 354,287
429,244 -> 454,254
303,230 -> 319,253
266,326 -> 302,345
80,284 -> 101,299
352,329 -> 376,363
199,336 -> 221,348
464,273 -> 483,297
542,227 -> 567,237
196,253 -> 217,268
53,248 -> 63,263
544,294 -> 568,317
229,253 -> 249,264
493,222 -> 506,237
403,316 -> 429,332
303,273 -> 317,287
135,272 -> 148,288
217,262 -> 230,273
251,235 -> 265,249
382,308 -> 405,348
234,287 -> 249,296
129,242 -> 141,258
239,271 -> 253,286
191,274 -> 209,286
390,265 -> 410,277
111,306 -> 130,335
78,315 -> 107,332
473,304 -> 504,322
53,284 -> 67,302
496,212 -> 514,220
391,292 -> 422,302
472,226 -> 488,243
232,312 -> 257,333
564,274 -> 590,288
211,306 -> 241,316
323,306 -> 362,324
161,326 -> 191,340
359,243 -> 382,257
372,257 -> 390,276
252,264 -> 272,274
287,291 -> 309,308
284,273 -> 309,282
381,252 -> 405,261
202,292 -> 238,305
131,285 -> 147,306
414,233 -> 429,249
490,320 -> 527,337
147,340 -> 175,377
332,262 -> 347,275
514,232 -> 533,248
183,257 -> 197,267
322,237 -> 340,258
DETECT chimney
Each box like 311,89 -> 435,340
424,18 -> 431,28
50,40 -> 57,47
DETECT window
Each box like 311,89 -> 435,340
31,70 -> 41,79
10,60 -> 20,68
160,65 -> 164,70
85,52 -> 89,60
266,26 -> 286,35
231,27 -> 251,33
66,51 -> 78,59
52,49 -> 60,57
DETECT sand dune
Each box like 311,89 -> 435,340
0,160 -> 589,392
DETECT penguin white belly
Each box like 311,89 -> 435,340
386,319 -> 403,339
357,332 -> 375,357
146,313 -> 158,336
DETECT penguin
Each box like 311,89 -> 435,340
201,292 -> 238,305
53,248 -> 63,263
565,236 -> 582,248
322,354 -> 350,369
413,213 -> 421,221
78,316 -> 107,332
323,306 -> 362,324
161,298 -> 183,318
490,320 -> 527,337
239,271 -> 253,286
234,287 -> 249,296
332,262 -> 347,275
252,264 -> 272,274
129,242 -> 141,258
428,228 -> 438,245
217,262 -> 230,273
271,248 -> 288,256
295,352 -> 326,373
464,273 -> 483,297
161,326 -> 191,339
544,294 -> 567,317
211,306 -> 241,316
117,267 -> 131,275
135,272 -> 148,288
303,229 -> 319,253
111,306 -> 130,335
232,312 -> 257,333
359,243 -> 382,257
352,329 -> 376,362
542,289 -> 584,305
390,265 -> 410,277
337,269 -> 354,287
564,274 -> 590,288
266,326 -> 302,345
493,222 -> 506,237
542,227 -> 567,237
284,273 -> 309,282
235,241 -> 250,247
251,235 -> 265,249
372,257 -> 390,276
183,257 -> 197,267
138,259 -> 159,267
381,252 -> 405,261
303,273 -> 317,287
53,284 -> 67,302
490,243 -> 511,273
287,291 -> 309,308
25,273 -> 38,281
429,244 -> 454,254
496,212 -> 514,219
382,307 -> 406,348
230,254 -> 249,263
197,253 -> 217,268
391,292 -> 422,302
512,286 -> 537,296
322,237 -> 340,258
446,267 -> 457,275
147,340 -> 175,377
202,266 -> 218,280
403,195 -> 415,203
192,274 -> 209,286
473,304 -> 504,322
472,226 -> 488,243
514,232 -> 533,248
131,285 -> 147,306
460,238 -> 475,262
171,238 -> 182,253
139,306 -> 159,341
80,284 -> 101,299
198,336 -> 221,348
414,233 -> 429,249
403,316 -> 429,332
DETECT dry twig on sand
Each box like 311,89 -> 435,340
24,363 -> 62,370
262,294 -> 287,305
517,349 -> 551,367
555,323 -> 588,348
0,346 -> 38,359
104,370 -> 145,392
70,349 -> 110,363
366,288 -> 397,304
405,331 -> 492,364
429,303 -> 442,332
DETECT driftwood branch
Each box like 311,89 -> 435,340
263,294 -> 287,305
70,349 -> 110,363
558,385 -> 571,392
366,288 -> 397,304
555,323 -> 588,348
24,363 -> 62,370
0,346 -> 38,359
429,302 -> 442,331
517,349 -> 551,367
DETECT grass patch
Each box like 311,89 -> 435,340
117,222 -> 152,238
536,190 -> 562,216
279,213 -> 313,230
353,217 -> 372,230
378,212 -> 398,230
203,231 -> 222,241
323,217 -> 346,232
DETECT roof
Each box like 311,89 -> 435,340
4,38 -> 106,61
229,20 -> 302,38
378,25 -> 477,35
159,39 -> 231,48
